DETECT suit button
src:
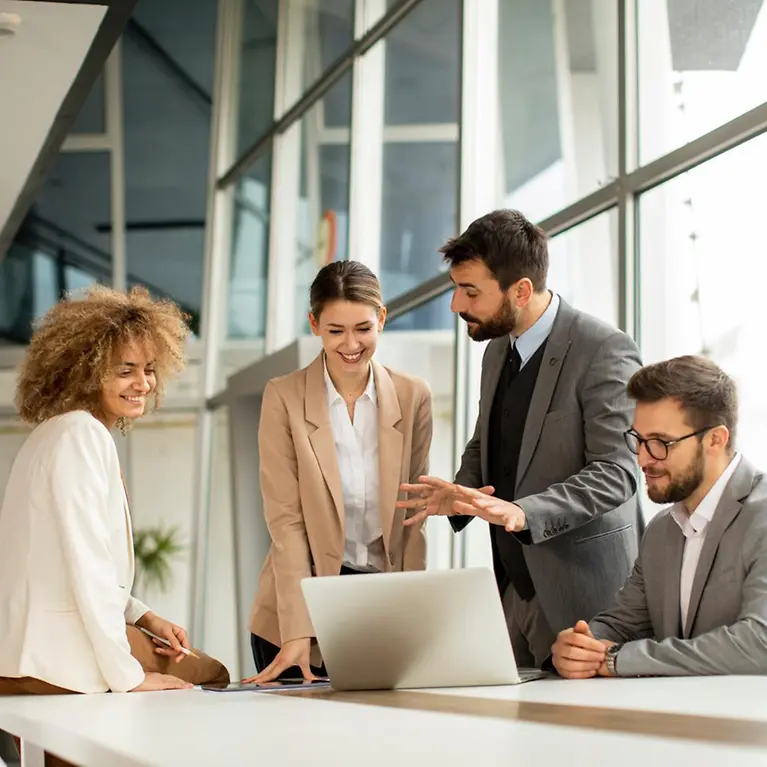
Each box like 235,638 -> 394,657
504,409 -> 509,417
502,440 -> 508,448
543,530 -> 550,539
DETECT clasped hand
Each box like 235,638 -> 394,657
551,620 -> 616,679
397,475 -> 526,532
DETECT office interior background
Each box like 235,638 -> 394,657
0,0 -> 766,679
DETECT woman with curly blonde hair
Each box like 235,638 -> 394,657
0,286 -> 229,714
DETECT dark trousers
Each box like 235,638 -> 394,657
251,565 -> 366,677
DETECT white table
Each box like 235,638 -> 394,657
1,677 -> 766,766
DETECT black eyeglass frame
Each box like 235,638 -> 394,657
623,426 -> 718,461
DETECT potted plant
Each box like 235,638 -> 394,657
133,525 -> 184,595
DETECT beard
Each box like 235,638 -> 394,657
645,443 -> 705,504
460,297 -> 521,342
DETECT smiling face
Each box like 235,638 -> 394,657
632,398 -> 727,505
99,341 -> 157,428
309,299 -> 385,376
448,259 -> 525,341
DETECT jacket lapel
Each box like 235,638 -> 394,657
480,340 -> 507,483
305,354 -> 345,532
516,301 -> 573,487
662,519 -> 685,638
683,458 -> 755,637
373,361 -> 403,560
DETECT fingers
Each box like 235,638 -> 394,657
478,485 -> 495,496
174,626 -> 191,650
162,629 -> 184,654
403,509 -> 428,527
417,475 -> 454,490
573,620 -> 593,637
299,662 -> 318,682
558,668 -> 599,680
399,482 -> 431,495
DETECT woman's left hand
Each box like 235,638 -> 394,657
137,612 -> 190,663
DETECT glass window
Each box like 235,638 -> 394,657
377,0 -> 461,303
638,0 -> 767,164
495,0 -> 618,221
293,71 -> 353,336
228,151 -> 272,342
123,0 -> 218,338
547,209 -> 619,327
638,134 -> 767,504
280,0 -> 355,114
2,151 -> 112,343
377,292 -> 457,570
71,72 -> 106,134
235,0 -> 280,157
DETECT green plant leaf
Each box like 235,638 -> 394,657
133,525 -> 185,594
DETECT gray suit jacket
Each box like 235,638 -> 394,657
453,298 -> 643,632
591,457 -> 767,676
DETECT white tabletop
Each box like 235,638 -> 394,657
1,677 -> 766,767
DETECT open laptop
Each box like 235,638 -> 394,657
300,567 -> 548,691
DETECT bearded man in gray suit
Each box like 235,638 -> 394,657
400,209 -> 644,668
552,356 -> 767,678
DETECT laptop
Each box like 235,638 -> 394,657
300,567 -> 548,691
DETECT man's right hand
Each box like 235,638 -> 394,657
398,475 -> 495,527
551,620 -> 609,679
130,671 -> 193,692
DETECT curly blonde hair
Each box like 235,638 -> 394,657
16,285 -> 190,429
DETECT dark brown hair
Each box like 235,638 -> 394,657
627,355 -> 738,450
16,284 -> 190,430
440,209 -> 549,292
309,260 -> 384,318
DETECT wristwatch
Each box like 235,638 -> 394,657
605,643 -> 623,676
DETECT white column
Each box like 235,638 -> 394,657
265,0 -> 305,352
347,0 -> 386,273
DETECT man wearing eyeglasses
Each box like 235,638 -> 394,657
550,354 -> 767,678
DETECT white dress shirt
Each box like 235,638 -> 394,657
670,452 -> 741,629
323,359 -> 385,572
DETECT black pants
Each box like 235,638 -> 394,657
251,565 -> 367,678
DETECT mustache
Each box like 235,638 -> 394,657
459,312 -> 481,324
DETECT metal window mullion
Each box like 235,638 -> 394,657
618,0 -> 638,338
188,0 -> 240,648
105,42 -> 125,292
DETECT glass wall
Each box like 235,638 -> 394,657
377,0 -> 461,302
638,0 -> 767,164
378,291 -> 456,570
496,0 -> 618,221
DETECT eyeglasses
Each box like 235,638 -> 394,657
623,426 -> 716,461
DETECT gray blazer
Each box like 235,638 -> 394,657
453,298 -> 643,632
591,457 -> 767,676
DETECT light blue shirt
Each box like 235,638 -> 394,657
510,291 -> 560,365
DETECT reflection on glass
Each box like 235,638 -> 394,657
2,152 -> 112,343
377,0 -> 460,304
639,134 -> 767,505
294,72 -> 353,336
71,72 -> 105,134
280,0 -> 355,115
376,292 -> 456,570
547,209 -> 619,327
638,0 -> 767,164
235,0 -> 279,156
123,0 -> 218,337
495,0 -> 617,221
229,152 -> 272,341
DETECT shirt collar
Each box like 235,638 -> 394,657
323,355 -> 377,407
670,452 -> 742,535
510,291 -> 560,364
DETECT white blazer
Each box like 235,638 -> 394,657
0,410 -> 149,693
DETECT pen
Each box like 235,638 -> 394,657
138,626 -> 200,659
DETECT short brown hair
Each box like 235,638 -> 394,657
627,355 -> 738,449
309,260 -> 384,318
440,209 -> 549,292
16,284 -> 190,429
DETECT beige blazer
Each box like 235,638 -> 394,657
0,411 -> 148,693
249,354 -> 433,649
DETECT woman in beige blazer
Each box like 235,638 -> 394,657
0,287 -> 228,716
246,261 -> 433,683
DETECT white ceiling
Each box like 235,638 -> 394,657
0,0 -> 106,241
